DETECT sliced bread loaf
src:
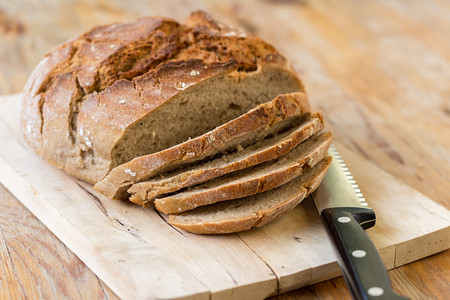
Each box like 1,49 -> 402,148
128,112 -> 324,206
20,11 -> 304,184
154,132 -> 332,214
94,92 -> 311,199
168,156 -> 332,234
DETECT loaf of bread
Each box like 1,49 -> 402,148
20,11 -> 332,234
20,11 -> 304,184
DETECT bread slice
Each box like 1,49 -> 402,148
20,11 -> 305,184
154,132 -> 332,214
94,93 -> 311,199
168,156 -> 332,234
128,112 -> 325,206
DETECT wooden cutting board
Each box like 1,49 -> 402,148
0,94 -> 449,300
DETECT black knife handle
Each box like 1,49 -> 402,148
321,207 -> 409,300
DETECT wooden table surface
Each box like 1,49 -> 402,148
0,0 -> 449,299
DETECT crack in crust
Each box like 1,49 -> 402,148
69,77 -> 85,145
37,95 -> 45,135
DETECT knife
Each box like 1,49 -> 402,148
311,145 -> 409,300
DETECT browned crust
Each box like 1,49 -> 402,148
20,11 -> 304,184
127,112 -> 324,204
154,131 -> 332,214
168,156 -> 332,234
94,92 -> 311,199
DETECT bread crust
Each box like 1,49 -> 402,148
20,11 -> 304,184
127,113 -> 324,205
95,92 -> 311,199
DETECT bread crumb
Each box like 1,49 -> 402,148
223,31 -> 237,37
223,30 -> 247,38
124,168 -> 136,177
236,144 -> 244,151
175,82 -> 192,90
119,100 -> 126,104
26,124 -> 33,134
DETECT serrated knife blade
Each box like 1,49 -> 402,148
311,144 -> 408,300
313,144 -> 370,215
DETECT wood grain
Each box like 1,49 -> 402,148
0,95 -> 448,299
0,183 -> 117,300
0,0 -> 449,299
